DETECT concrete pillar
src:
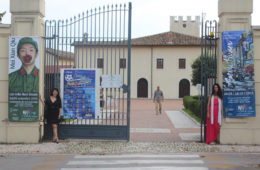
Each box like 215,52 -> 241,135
218,0 -> 260,144
218,0 -> 253,84
0,24 -> 11,143
3,0 -> 45,143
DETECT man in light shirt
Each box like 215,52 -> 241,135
153,86 -> 164,115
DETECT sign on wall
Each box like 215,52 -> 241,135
61,69 -> 100,119
8,36 -> 40,122
222,31 -> 255,117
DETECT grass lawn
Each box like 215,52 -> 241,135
182,108 -> 201,123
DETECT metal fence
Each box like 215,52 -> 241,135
44,3 -> 132,140
200,19 -> 218,142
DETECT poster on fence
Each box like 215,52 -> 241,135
101,74 -> 123,88
222,31 -> 255,117
61,69 -> 100,119
8,36 -> 40,122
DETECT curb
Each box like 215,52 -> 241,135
180,109 -> 201,127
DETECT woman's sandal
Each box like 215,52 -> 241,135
53,138 -> 59,144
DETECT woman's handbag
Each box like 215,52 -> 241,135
58,115 -> 64,123
44,107 -> 48,119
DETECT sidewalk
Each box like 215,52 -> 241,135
1,97 -> 260,154
1,99 -> 260,154
130,99 -> 200,142
1,140 -> 260,154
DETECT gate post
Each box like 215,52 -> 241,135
218,0 -> 252,89
218,0 -> 260,144
5,0 -> 45,143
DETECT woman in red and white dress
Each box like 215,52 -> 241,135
206,83 -> 223,144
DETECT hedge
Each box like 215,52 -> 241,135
183,96 -> 201,118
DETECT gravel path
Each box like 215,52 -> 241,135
1,141 -> 260,154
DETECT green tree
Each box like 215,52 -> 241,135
0,11 -> 6,23
191,56 -> 201,86
191,55 -> 216,86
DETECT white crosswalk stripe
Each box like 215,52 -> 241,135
61,168 -> 208,170
60,154 -> 209,170
74,154 -> 200,159
68,159 -> 204,165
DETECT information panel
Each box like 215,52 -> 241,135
222,31 -> 255,117
61,69 -> 100,119
101,75 -> 123,88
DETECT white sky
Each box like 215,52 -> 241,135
1,0 -> 260,38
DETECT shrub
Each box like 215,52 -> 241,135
183,96 -> 201,118
183,96 -> 193,109
191,99 -> 201,118
192,95 -> 201,100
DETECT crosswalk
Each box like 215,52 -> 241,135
60,154 -> 209,170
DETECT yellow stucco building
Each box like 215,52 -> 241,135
130,31 -> 201,99
72,31 -> 201,99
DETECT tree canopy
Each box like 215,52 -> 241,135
191,55 -> 216,86
191,56 -> 201,86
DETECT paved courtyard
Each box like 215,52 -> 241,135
130,99 -> 201,142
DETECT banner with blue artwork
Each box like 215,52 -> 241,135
222,31 -> 255,117
61,69 -> 100,119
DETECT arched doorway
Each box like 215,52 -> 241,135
137,78 -> 148,98
179,79 -> 190,98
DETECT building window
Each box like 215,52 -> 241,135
97,58 -> 103,68
157,58 -> 164,69
179,58 -> 186,69
120,58 -> 126,69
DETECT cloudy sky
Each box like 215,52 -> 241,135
1,0 -> 260,38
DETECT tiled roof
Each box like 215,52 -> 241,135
72,31 -> 201,47
46,48 -> 75,59
45,65 -> 73,74
131,31 -> 201,46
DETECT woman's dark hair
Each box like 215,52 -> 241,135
211,83 -> 223,99
50,88 -> 61,100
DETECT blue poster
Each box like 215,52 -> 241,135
62,69 -> 98,119
222,31 -> 255,117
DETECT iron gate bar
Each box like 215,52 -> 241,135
127,2 -> 132,141
200,18 -> 218,143
43,3 -> 132,140
122,4 -> 127,127
200,15 -> 203,143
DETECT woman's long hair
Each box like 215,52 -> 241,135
211,83 -> 223,99
50,88 -> 61,100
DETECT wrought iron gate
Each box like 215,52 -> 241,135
200,19 -> 218,142
44,3 -> 132,140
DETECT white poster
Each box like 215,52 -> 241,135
101,75 -> 123,88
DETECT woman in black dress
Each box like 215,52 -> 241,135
40,88 -> 62,143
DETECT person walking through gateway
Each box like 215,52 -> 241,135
153,86 -> 164,115
206,83 -> 223,144
40,88 -> 62,143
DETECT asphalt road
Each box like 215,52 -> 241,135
0,153 -> 260,170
